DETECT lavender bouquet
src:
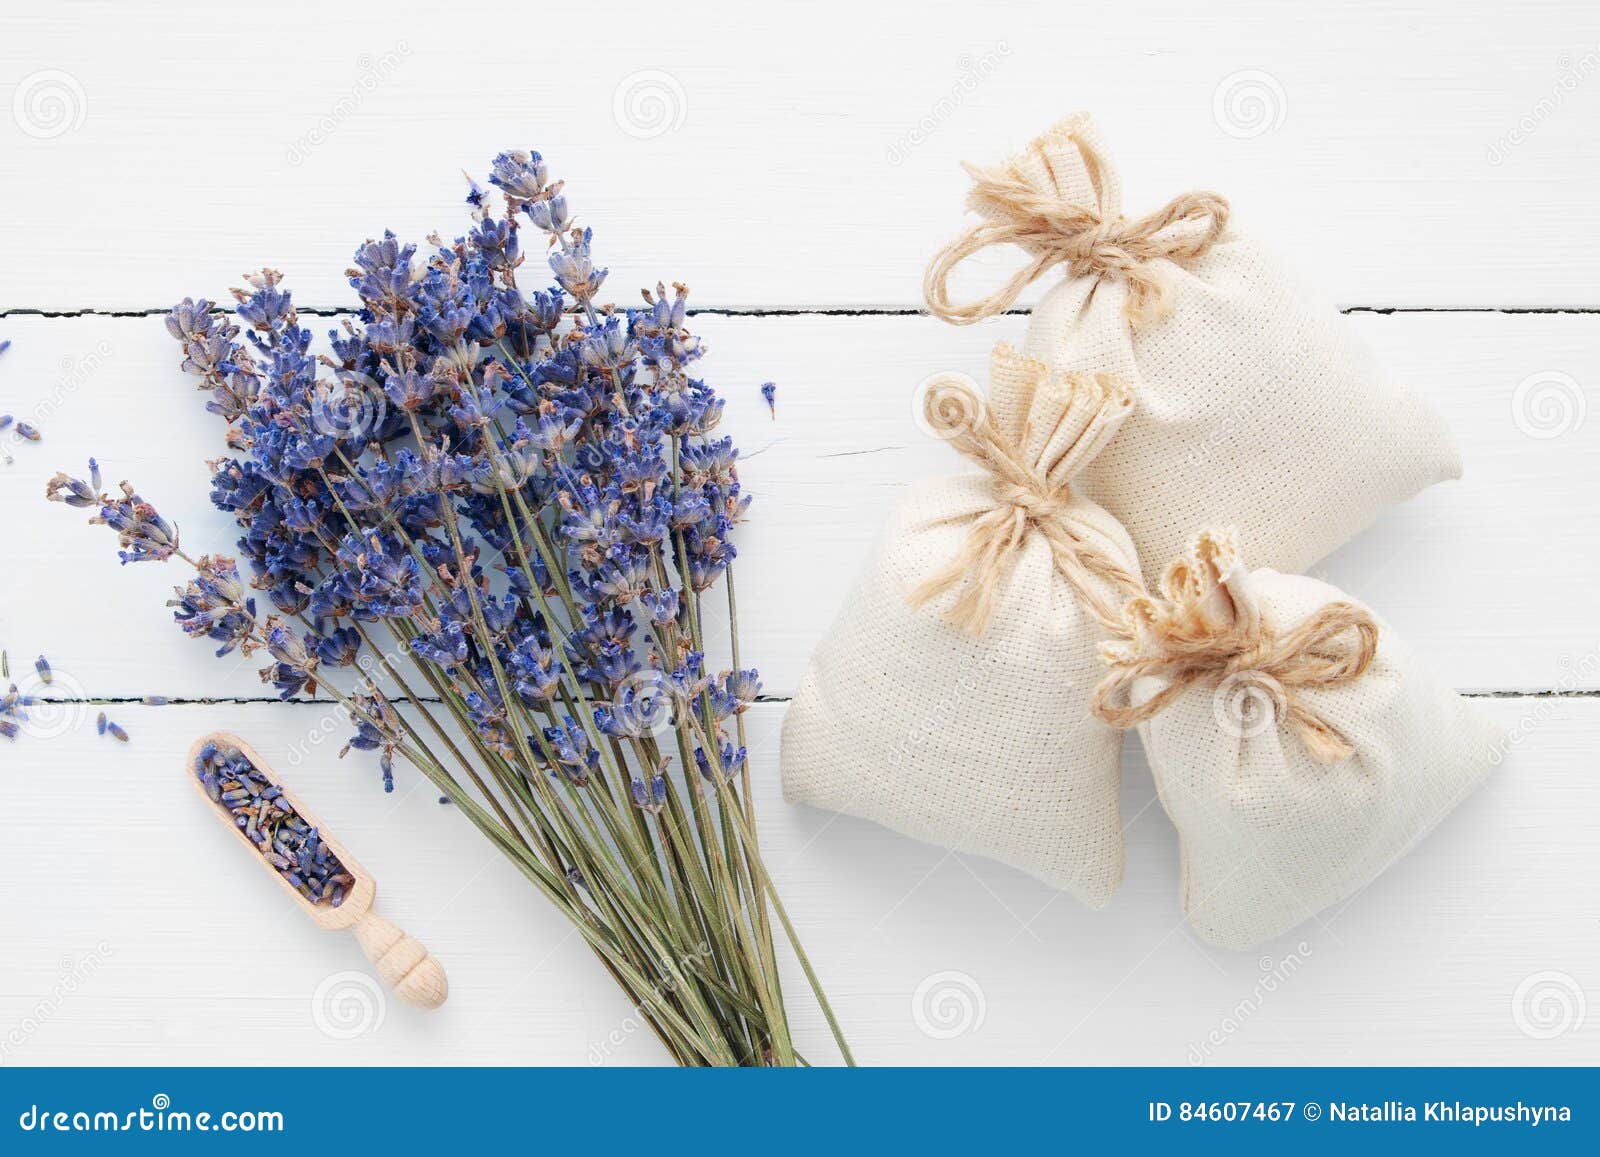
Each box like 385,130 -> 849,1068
49,151 -> 850,1066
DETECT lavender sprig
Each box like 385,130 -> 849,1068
50,150 -> 850,1067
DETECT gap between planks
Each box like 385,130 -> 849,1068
16,689 -> 1600,707
4,305 -> 1600,320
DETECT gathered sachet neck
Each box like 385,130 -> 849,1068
923,112 -> 1231,328
1091,529 -> 1380,763
908,342 -> 1143,635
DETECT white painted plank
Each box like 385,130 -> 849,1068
0,698 -> 1593,1065
1,311 -> 1595,699
2,2 -> 1599,309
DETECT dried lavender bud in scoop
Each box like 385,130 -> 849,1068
194,740 -> 354,907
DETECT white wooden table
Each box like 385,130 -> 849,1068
1,1 -> 1596,1066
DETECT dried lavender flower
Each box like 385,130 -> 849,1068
761,381 -> 777,418
47,462 -> 179,564
0,680 -> 21,741
194,741 -> 351,906
107,721 -> 129,743
15,421 -> 39,442
48,145 -> 851,1068
96,711 -> 107,735
34,655 -> 51,685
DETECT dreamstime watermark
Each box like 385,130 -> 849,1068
1183,336 -> 1315,471
1211,670 -> 1288,742
885,656 -> 979,772
911,970 -> 986,1039
17,1094 -> 283,1134
607,667 -> 677,739
3,662 -> 93,742
285,43 -> 412,166
1510,369 -> 1586,440
612,70 -> 687,140
311,371 -> 388,440
0,942 -> 114,1065
284,638 -> 410,768
11,69 -> 87,139
1187,941 -> 1313,1065
887,42 -> 1012,166
912,370 -> 986,442
1511,970 -> 1587,1040
310,970 -> 386,1041
1487,44 -> 1600,166
1487,643 -> 1600,765
284,703 -> 352,769
2,340 -> 112,463
1212,69 -> 1287,139
588,941 -> 714,1063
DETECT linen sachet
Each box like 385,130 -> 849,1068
782,343 -> 1144,907
924,112 -> 1462,584
1091,529 -> 1501,948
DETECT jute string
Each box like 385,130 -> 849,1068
910,364 -> 1378,761
923,161 -> 1229,327
907,373 -> 1144,636
1090,540 -> 1380,763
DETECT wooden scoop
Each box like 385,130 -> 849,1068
186,731 -> 448,1010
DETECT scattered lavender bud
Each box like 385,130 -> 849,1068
15,421 -> 40,442
107,721 -> 129,742
96,711 -> 107,735
34,655 -> 51,685
438,795 -> 450,805
0,339 -> 11,357
0,669 -> 20,739
760,381 -> 777,419
141,695 -> 170,706
0,415 -> 11,431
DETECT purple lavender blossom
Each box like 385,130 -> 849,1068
48,463 -> 180,564
37,149 -> 854,1069
54,150 -> 763,800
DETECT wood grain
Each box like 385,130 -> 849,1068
1,0 -> 1596,1069
1,311 -> 1594,699
0,698 -> 1592,1065
1,1 -> 1598,310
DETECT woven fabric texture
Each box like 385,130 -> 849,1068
942,113 -> 1462,584
781,346 -> 1141,906
1100,531 -> 1502,948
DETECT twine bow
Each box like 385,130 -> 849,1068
923,158 -> 1229,328
907,368 -> 1143,636
1091,532 -> 1380,764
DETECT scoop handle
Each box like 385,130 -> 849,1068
351,909 -> 449,1010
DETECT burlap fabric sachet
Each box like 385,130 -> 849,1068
782,343 -> 1144,907
925,112 -> 1462,585
1091,530 -> 1502,949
